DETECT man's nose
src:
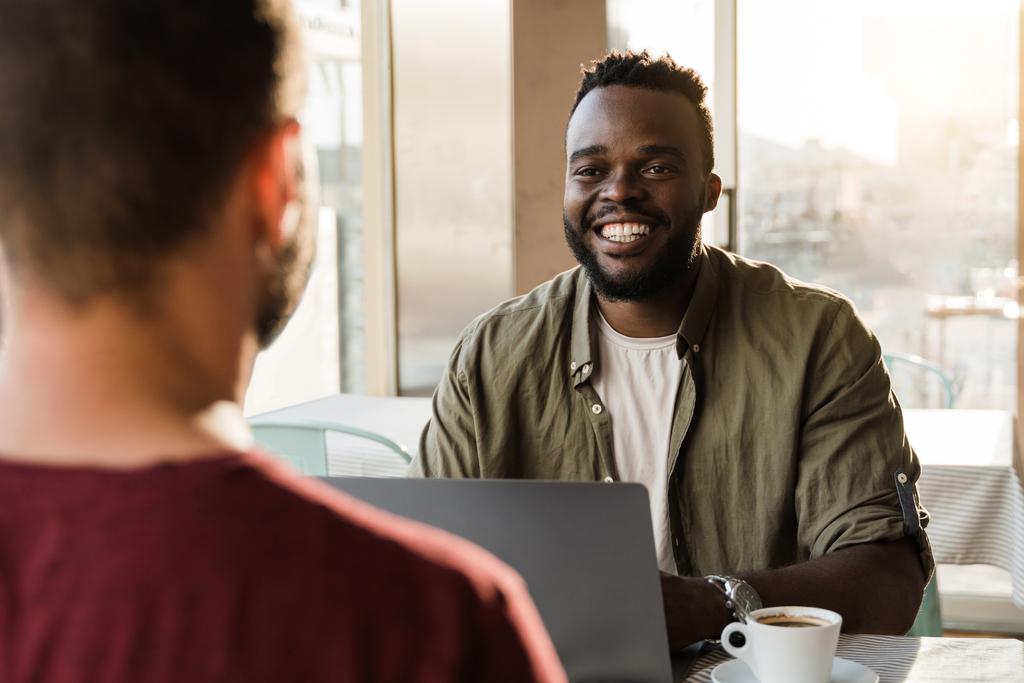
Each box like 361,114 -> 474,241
599,169 -> 647,203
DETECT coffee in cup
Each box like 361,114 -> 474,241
721,606 -> 842,683
755,614 -> 831,628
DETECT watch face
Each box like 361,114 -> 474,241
732,581 -> 763,616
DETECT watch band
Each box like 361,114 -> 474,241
705,574 -> 761,624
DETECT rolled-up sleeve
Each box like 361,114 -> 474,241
796,299 -> 933,577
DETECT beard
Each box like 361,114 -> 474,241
563,202 -> 704,302
255,142 -> 317,349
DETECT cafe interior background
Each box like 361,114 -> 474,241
33,0 -> 1022,639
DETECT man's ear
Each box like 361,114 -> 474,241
250,119 -> 302,251
703,172 -> 722,213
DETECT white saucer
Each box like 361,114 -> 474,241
711,656 -> 879,683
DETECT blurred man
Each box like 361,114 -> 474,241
0,2 -> 565,681
414,51 -> 932,649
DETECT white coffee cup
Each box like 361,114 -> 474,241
720,606 -> 842,683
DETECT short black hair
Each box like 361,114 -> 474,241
570,50 -> 715,174
0,0 -> 304,303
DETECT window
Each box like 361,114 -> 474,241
738,0 -> 1019,409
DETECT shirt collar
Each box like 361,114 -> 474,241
568,243 -> 720,385
678,243 -> 719,355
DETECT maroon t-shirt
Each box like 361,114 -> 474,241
0,452 -> 567,683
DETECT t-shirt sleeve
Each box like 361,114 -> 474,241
796,298 -> 934,578
462,571 -> 568,683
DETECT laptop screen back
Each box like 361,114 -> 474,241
320,478 -> 673,683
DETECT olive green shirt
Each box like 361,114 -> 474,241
411,244 -> 932,578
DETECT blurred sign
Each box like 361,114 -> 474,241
296,3 -> 360,61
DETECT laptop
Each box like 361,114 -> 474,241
320,478 -> 702,683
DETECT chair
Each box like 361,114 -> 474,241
249,419 -> 411,477
906,576 -> 943,637
883,352 -> 956,409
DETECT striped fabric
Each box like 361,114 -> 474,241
684,634 -> 1024,682
917,463 -> 1024,606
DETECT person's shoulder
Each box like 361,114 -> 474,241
709,245 -> 852,314
189,455 -> 563,680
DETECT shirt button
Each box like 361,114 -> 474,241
570,361 -> 577,371
692,344 -> 701,353
591,403 -> 603,415
897,472 -> 909,484
603,476 -> 614,483
582,364 -> 590,374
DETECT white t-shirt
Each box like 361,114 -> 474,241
590,312 -> 684,575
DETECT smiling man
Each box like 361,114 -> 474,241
412,51 -> 933,648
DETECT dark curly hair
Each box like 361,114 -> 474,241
570,50 -> 715,174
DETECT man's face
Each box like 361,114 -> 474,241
563,85 -> 719,301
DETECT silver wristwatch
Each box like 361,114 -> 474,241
705,575 -> 762,624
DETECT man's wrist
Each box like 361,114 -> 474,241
694,577 -> 735,642
661,573 -> 735,649
705,575 -> 763,624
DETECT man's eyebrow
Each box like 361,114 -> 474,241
568,145 -> 607,163
638,144 -> 687,159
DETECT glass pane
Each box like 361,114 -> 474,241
738,0 -> 1018,410
245,0 -> 364,414
393,0 -> 514,397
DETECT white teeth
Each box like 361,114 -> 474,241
600,222 -> 652,241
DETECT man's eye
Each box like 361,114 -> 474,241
645,165 -> 673,174
575,167 -> 603,177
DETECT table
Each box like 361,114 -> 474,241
903,409 -> 1024,608
923,294 -> 1017,368
685,634 -> 1024,682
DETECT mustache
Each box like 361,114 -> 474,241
582,204 -> 671,231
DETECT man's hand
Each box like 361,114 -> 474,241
660,572 -> 733,650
